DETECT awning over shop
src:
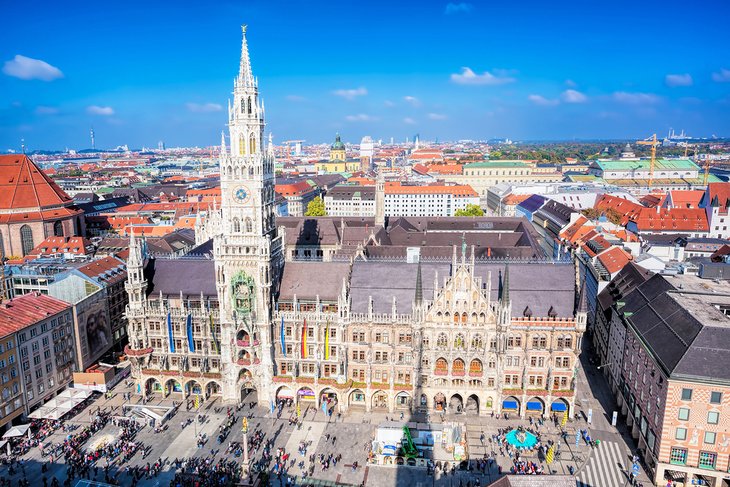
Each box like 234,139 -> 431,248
2,424 -> 30,439
551,402 -> 567,412
502,400 -> 518,410
526,402 -> 543,411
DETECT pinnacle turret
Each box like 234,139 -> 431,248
238,24 -> 255,87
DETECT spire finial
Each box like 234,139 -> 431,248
502,264 -> 510,303
239,24 -> 254,85
415,259 -> 423,305
220,130 -> 227,155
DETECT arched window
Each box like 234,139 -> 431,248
20,225 -> 33,256
564,336 -> 573,349
471,334 -> 483,350
453,358 -> 465,374
247,97 -> 252,114
233,218 -> 240,233
461,312 -> 468,323
435,358 -> 448,373
53,221 -> 63,237
454,333 -> 465,350
436,333 -> 448,348
453,313 -> 459,323
241,98 -> 245,113
469,359 -> 483,374
245,218 -> 253,233
239,134 -> 245,155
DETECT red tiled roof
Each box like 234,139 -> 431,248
594,194 -> 644,224
633,207 -> 708,232
707,183 -> 730,211
597,246 -> 632,275
0,206 -> 81,224
425,163 -> 463,175
0,155 -> 73,210
0,293 -> 71,339
77,256 -> 127,285
30,236 -> 93,256
385,182 -> 477,197
276,181 -> 316,196
667,190 -> 704,209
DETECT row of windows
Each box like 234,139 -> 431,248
681,388 -> 723,404
670,447 -> 720,470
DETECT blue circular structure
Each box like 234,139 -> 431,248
505,429 -> 538,449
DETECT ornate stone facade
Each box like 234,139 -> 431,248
124,26 -> 586,420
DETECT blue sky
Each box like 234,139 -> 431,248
1,0 -> 730,151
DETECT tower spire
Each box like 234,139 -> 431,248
415,259 -> 423,305
501,264 -> 510,303
220,130 -> 227,155
239,24 -> 254,87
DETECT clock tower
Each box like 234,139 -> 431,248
214,25 -> 283,403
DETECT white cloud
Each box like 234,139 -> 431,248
528,94 -> 559,106
186,102 -> 222,113
403,117 -> 417,125
35,106 -> 59,115
712,68 -> 730,83
450,67 -> 515,86
428,113 -> 448,120
333,87 -> 367,100
612,91 -> 660,104
665,73 -> 693,87
2,55 -> 63,81
404,96 -> 421,107
87,105 -> 114,116
445,2 -> 473,14
561,89 -> 587,103
345,113 -> 377,122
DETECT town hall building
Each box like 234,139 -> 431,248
124,26 -> 586,420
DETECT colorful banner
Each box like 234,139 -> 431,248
301,319 -> 308,359
280,316 -> 286,357
167,312 -> 175,353
324,320 -> 330,360
186,313 -> 195,352
209,313 -> 218,354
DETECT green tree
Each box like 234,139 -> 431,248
305,196 -> 326,216
455,204 -> 484,217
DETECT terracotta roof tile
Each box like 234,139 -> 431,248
0,293 -> 71,339
0,154 -> 73,210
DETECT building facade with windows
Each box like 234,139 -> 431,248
614,273 -> 730,486
0,331 -> 22,431
1,293 -> 74,415
124,26 -> 587,421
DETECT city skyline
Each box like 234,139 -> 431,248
2,0 -> 730,151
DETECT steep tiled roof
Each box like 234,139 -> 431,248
0,293 -> 71,338
30,236 -> 93,257
77,256 -> 127,285
597,246 -> 632,275
633,207 -> 708,232
0,155 -> 74,210
594,194 -> 644,223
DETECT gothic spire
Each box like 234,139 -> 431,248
415,259 -> 423,305
238,24 -> 255,87
220,130 -> 227,155
501,264 -> 510,303
577,278 -> 588,314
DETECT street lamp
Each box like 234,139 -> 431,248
596,362 -> 613,370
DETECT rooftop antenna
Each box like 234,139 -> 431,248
90,127 -> 96,150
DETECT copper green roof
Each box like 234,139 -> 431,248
593,158 -> 700,171
331,133 -> 345,150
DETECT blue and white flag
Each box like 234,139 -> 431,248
270,400 -> 276,414
167,312 -> 175,353
186,313 -> 195,352
280,316 -> 286,357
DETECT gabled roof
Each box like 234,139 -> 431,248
597,246 -> 632,275
0,293 -> 71,338
633,207 -> 708,232
703,182 -> 730,212
0,155 -> 74,210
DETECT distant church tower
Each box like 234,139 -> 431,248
214,25 -> 283,403
330,133 -> 346,161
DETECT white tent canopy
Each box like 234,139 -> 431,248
27,388 -> 93,421
3,424 -> 30,439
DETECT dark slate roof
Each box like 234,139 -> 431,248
278,261 -> 350,301
597,262 -> 653,314
517,194 -> 546,214
185,238 -> 214,258
535,199 -> 574,226
327,185 -> 375,201
622,274 -> 730,380
145,258 -> 217,297
349,260 -> 575,317
76,196 -> 131,215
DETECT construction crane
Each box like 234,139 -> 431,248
636,134 -> 660,188
703,155 -> 711,186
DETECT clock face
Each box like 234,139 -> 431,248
234,185 -> 250,204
